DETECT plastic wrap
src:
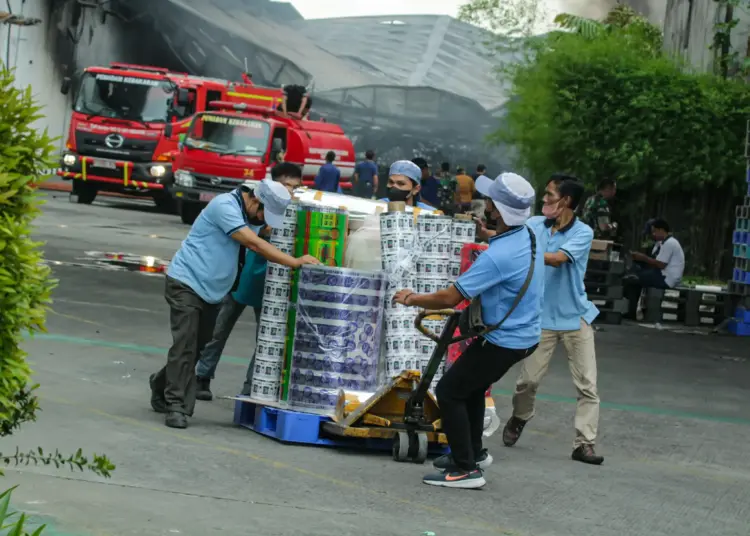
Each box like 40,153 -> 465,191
380,211 -> 419,378
285,266 -> 386,414
415,215 -> 454,390
280,204 -> 351,402
292,187 -> 439,217
250,202 -> 299,402
344,214 -> 383,271
449,217 -> 476,283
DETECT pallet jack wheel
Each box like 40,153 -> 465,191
392,431 -> 410,462
413,433 -> 429,464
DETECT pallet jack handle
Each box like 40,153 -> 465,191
414,309 -> 471,344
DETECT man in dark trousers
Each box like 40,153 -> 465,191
194,163 -> 304,401
149,179 -> 321,429
352,150 -> 378,199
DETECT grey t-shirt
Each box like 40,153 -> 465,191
651,237 -> 685,288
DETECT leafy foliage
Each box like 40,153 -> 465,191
553,5 -> 662,55
0,486 -> 46,536
458,0 -> 548,39
0,447 -> 115,478
0,66 -> 57,431
0,65 -> 116,533
499,29 -> 750,194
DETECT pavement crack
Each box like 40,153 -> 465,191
8,469 -> 362,517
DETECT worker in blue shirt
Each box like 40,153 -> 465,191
393,172 -> 543,489
150,178 -> 321,430
353,149 -> 379,199
194,163 -> 304,402
501,174 -> 604,466
313,150 -> 340,192
379,160 -> 436,210
413,157 -> 439,207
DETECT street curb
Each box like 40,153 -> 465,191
35,181 -> 136,200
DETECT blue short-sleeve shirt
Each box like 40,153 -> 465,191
167,190 -> 248,304
527,216 -> 599,331
355,160 -> 378,184
454,226 -> 544,350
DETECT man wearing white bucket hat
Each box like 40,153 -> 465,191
393,172 -> 544,489
150,178 -> 321,430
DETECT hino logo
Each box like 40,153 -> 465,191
104,133 -> 125,149
210,177 -> 222,186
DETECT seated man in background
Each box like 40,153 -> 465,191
623,218 -> 685,320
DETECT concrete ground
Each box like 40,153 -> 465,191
4,192 -> 749,536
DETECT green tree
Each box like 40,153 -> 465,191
0,65 -> 114,534
490,7 -> 750,277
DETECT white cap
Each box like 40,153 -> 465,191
476,172 -> 535,226
252,178 -> 291,228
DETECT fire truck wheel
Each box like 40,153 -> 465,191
70,182 -> 97,205
179,200 -> 202,225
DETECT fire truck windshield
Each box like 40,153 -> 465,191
74,72 -> 176,123
185,113 -> 270,157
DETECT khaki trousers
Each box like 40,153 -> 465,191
511,319 -> 600,447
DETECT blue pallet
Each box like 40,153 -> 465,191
232,398 -> 448,454
728,319 -> 750,336
734,307 -> 750,324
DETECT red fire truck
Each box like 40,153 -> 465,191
169,100 -> 355,224
58,62 -> 328,209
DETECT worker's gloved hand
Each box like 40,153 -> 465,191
295,254 -> 322,268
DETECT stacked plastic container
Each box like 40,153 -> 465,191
414,215 -> 453,389
380,209 -> 419,377
286,266 -> 387,412
250,203 -> 299,402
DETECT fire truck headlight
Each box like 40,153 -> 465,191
175,169 -> 194,188
62,154 -> 76,166
150,165 -> 167,178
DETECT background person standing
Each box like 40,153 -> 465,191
313,151 -> 340,192
413,157 -> 439,207
582,178 -> 618,239
502,174 -> 605,466
455,166 -> 476,212
352,150 -> 378,199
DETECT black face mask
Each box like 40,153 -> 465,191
387,187 -> 411,202
249,216 -> 265,226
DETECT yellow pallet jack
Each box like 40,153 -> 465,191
322,309 -> 468,463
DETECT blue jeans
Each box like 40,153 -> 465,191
195,293 -> 261,394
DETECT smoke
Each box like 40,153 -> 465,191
557,0 -> 667,24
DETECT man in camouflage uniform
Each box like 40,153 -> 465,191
582,178 -> 617,239
436,162 -> 458,215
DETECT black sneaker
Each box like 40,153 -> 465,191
433,449 -> 493,471
165,411 -> 188,429
423,469 -> 486,489
196,377 -> 213,401
149,374 -> 167,414
502,416 -> 527,447
572,445 -> 604,465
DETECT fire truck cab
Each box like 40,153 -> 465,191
58,62 -> 300,210
169,100 -> 355,224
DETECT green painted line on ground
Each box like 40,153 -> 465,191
31,333 -> 750,426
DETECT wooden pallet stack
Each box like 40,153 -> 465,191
643,287 -> 733,327
586,240 -> 627,325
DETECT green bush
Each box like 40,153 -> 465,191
0,66 -> 114,533
0,66 -> 57,432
